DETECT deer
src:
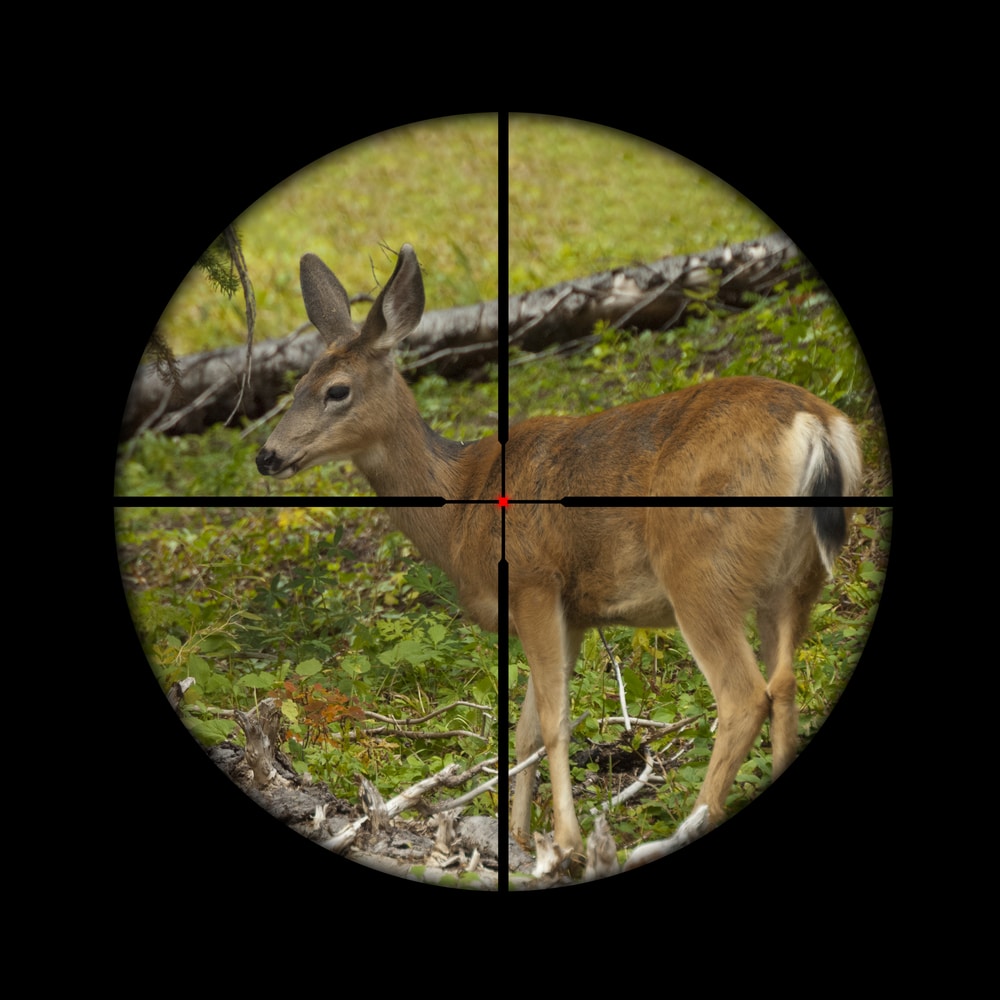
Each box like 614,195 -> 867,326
257,244 -> 863,870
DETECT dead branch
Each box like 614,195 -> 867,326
361,699 -> 494,743
620,805 -> 710,870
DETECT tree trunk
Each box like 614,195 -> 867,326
121,232 -> 803,440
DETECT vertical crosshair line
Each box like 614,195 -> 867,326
497,113 -> 511,888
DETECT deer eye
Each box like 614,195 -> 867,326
325,384 -> 350,403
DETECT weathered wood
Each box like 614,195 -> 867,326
234,699 -> 284,789
508,231 -> 803,351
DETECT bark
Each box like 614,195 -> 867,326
121,232 -> 803,440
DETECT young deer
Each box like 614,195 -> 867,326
257,245 -> 863,867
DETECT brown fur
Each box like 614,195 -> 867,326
257,246 -> 863,864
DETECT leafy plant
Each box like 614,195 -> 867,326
119,504 -> 499,812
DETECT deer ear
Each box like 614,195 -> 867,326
300,254 -> 356,347
361,244 -> 425,350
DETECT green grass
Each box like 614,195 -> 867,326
154,115 -> 499,358
509,115 -> 775,294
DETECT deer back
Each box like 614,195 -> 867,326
504,376 -> 860,631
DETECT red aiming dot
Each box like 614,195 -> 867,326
498,496 -> 509,507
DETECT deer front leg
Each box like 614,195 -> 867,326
510,585 -> 585,863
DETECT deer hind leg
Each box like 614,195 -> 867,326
757,562 -> 829,780
672,606 -> 772,827
510,586 -> 585,860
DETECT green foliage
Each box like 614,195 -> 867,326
197,232 -> 243,298
116,426 -> 265,496
119,506 -> 499,812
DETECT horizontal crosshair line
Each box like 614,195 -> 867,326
114,495 -> 887,507
507,496 -> 882,506
114,496 -> 456,506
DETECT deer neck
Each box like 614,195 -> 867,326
350,378 -> 498,497
349,382 -> 498,574
354,419 -> 468,498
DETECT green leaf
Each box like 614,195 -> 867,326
378,639 -> 434,666
187,718 -> 234,746
236,671 -> 278,690
340,654 -> 371,678
295,658 -> 324,677
186,654 -> 212,686
198,633 -> 241,655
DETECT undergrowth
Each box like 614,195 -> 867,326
117,506 -> 499,814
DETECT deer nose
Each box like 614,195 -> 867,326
256,448 -> 282,476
